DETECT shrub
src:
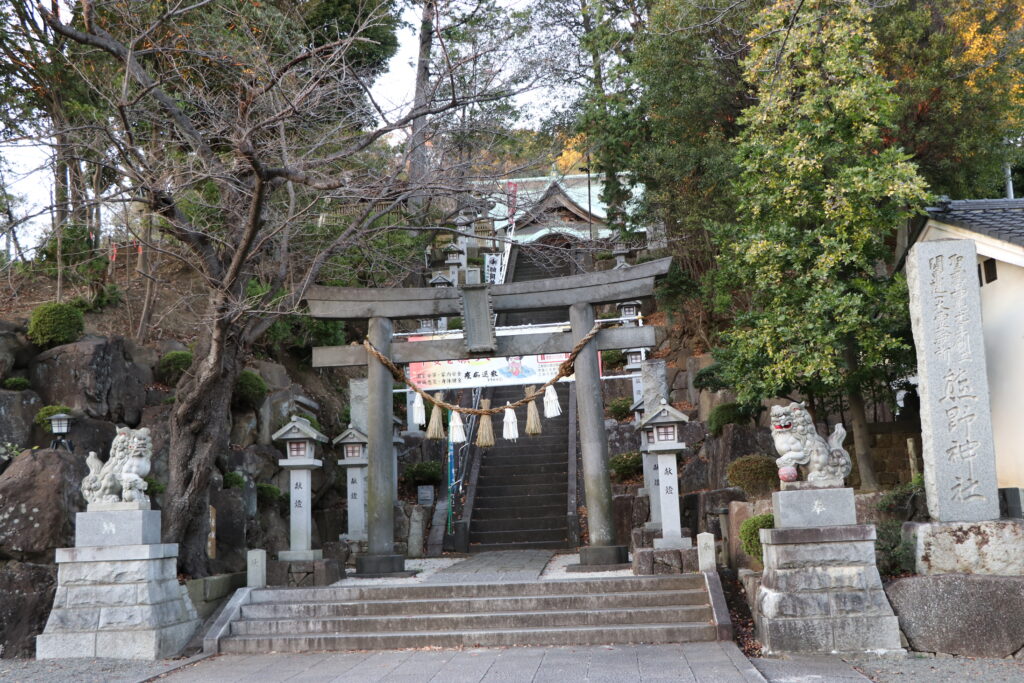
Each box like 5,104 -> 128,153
727,455 -> 779,499
601,349 -> 625,369
298,413 -> 322,433
27,302 -> 84,349
693,363 -> 728,392
447,316 -> 463,330
708,402 -> 755,436
233,370 -> 268,410
607,397 -> 633,421
34,405 -> 73,433
875,520 -> 916,577
143,476 -> 166,495
157,351 -> 193,386
256,483 -> 282,505
609,451 -> 643,481
403,461 -> 442,487
3,377 -> 30,391
739,513 -> 774,563
876,474 -> 927,520
223,471 -> 245,490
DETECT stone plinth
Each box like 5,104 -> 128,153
906,240 -> 999,523
756,525 -> 902,655
278,457 -> 322,561
338,458 -> 368,542
653,453 -> 690,549
37,512 -> 199,660
632,546 -> 699,575
75,510 -> 161,547
772,487 -> 856,528
266,558 -> 343,587
902,519 -> 1024,576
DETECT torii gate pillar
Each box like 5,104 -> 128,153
358,316 -> 405,575
571,303 -> 628,565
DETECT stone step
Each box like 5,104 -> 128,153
469,528 -> 568,544
476,482 -> 566,497
248,576 -> 707,604
473,505 -> 566,520
482,448 -> 568,462
230,605 -> 713,636
471,516 -> 568,532
477,473 -> 568,487
219,622 -> 718,653
468,540 -> 571,551
478,463 -> 568,477
239,588 -> 709,620
473,493 -> 566,508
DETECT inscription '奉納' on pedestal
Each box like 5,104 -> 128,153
906,239 -> 999,523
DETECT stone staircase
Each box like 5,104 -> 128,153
470,382 -> 572,551
216,575 -> 717,653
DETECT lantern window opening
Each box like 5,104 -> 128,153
344,444 -> 362,459
288,441 -> 306,458
656,425 -> 675,442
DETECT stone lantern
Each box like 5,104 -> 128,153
640,399 -> 691,549
272,416 -> 327,560
334,425 -> 369,543
48,412 -> 75,452
616,300 -> 642,322
624,348 -> 644,372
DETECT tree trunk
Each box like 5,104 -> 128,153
163,317 -> 245,576
407,0 -> 434,213
843,341 -> 879,491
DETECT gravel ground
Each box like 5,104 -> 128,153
328,557 -> 463,586
539,552 -> 634,580
0,654 -> 206,683
847,653 -> 1024,683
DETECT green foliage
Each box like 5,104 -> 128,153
601,349 -> 625,369
0,442 -> 22,462
233,371 -> 268,410
739,513 -> 774,562
68,284 -> 123,313
447,317 -> 463,331
727,455 -> 779,499
876,474 -> 927,520
875,520 -> 916,577
297,413 -> 322,433
607,397 -> 633,421
303,0 -> 399,75
707,402 -> 756,436
403,461 -> 442,488
711,0 -> 930,412
157,351 -> 193,386
339,405 -> 351,427
143,476 -> 166,495
223,471 -> 245,490
595,251 -> 614,261
27,302 -> 84,349
609,451 -> 643,481
256,483 -> 282,504
3,377 -> 30,391
693,363 -> 728,393
162,395 -> 177,405
34,405 -> 73,432
35,224 -> 108,284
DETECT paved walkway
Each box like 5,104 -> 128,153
157,643 -> 765,682
425,550 -> 555,583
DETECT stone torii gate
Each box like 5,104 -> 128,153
306,258 -> 671,574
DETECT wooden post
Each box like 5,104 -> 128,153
570,303 -> 627,565
358,317 -> 405,575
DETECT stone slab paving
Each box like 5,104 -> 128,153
425,550 -> 555,584
0,653 -> 208,683
844,654 -> 1024,683
154,643 -> 765,682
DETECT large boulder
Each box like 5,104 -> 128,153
0,319 -> 37,378
30,336 -> 147,426
228,444 -> 283,484
696,423 -> 774,492
605,420 -> 640,456
140,404 -> 173,487
0,448 -> 86,562
0,389 -> 41,448
230,409 -> 258,449
0,560 -> 57,658
63,416 -> 117,460
886,575 -> 1024,657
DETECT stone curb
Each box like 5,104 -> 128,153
703,570 -> 733,641
133,651 -> 216,683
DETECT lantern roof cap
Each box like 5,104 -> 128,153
47,412 -> 74,420
272,415 -> 328,443
332,424 -> 368,445
639,398 -> 690,428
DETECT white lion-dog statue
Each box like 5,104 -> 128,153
81,427 -> 154,508
770,402 -> 851,486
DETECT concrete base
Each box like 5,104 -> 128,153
565,562 -> 632,573
654,536 -> 692,550
632,547 -> 699,575
38,540 -> 199,660
356,554 -> 406,576
903,519 -> 1024,576
267,558 -> 343,587
756,524 -> 902,655
579,545 -> 628,566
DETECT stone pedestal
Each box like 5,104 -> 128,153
755,488 -> 902,655
278,457 -> 322,561
267,558 -> 343,587
653,453 -> 690,550
756,525 -> 902,655
37,511 -> 199,660
642,453 -> 662,530
903,519 -> 1024,576
338,458 -> 368,542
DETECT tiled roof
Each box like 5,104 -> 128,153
926,198 -> 1024,248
